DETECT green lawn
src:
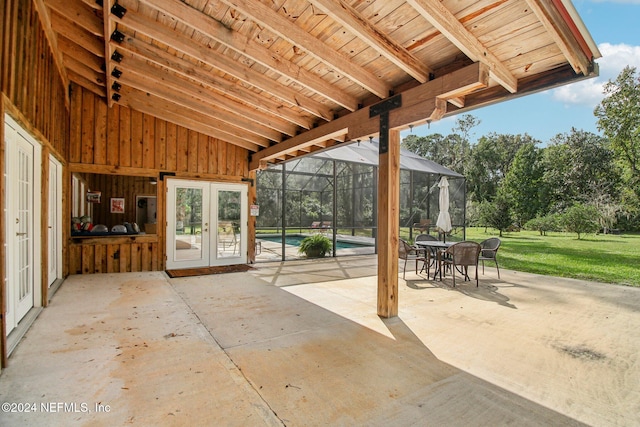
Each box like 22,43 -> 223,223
464,227 -> 640,287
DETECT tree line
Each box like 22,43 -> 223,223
402,66 -> 640,237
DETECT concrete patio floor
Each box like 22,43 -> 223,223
0,255 -> 638,426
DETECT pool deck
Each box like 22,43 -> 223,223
256,233 -> 376,261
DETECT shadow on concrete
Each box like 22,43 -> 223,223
172,270 -> 583,426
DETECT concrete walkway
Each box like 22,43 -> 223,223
0,256 -> 638,426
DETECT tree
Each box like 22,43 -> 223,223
500,143 -> 544,225
477,196 -> 513,237
594,66 -> 640,199
560,203 -> 600,239
524,214 -> 561,236
467,133 -> 537,203
541,129 -> 620,213
402,114 -> 479,175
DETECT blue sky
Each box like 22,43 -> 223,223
400,0 -> 640,145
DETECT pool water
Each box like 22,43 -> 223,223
259,235 -> 371,250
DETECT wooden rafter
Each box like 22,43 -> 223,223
213,0 -> 391,99
37,0 -> 599,156
406,0 -> 518,93
120,55 -> 297,138
135,0 -> 361,111
525,0 -> 592,75
48,10 -> 104,57
118,68 -> 277,145
46,0 -> 103,36
102,0 -> 116,107
307,0 -> 432,83
111,10 -> 335,121
116,37 -> 315,130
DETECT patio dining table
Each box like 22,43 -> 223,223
415,240 -> 453,280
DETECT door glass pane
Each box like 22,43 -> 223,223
174,187 -> 204,261
217,190 -> 241,259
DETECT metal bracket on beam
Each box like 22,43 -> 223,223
369,94 -> 402,154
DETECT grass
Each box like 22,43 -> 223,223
260,226 -> 640,287
463,227 -> 640,287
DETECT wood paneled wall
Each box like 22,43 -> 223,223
1,0 -> 69,159
1,0 -> 71,367
68,85 -> 252,274
69,85 -> 249,177
68,236 -> 160,275
80,173 -> 157,227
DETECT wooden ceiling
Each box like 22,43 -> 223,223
36,0 -> 599,168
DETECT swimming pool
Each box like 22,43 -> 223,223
258,234 -> 372,250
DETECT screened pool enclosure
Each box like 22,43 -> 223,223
255,141 -> 465,261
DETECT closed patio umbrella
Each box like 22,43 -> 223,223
436,176 -> 452,242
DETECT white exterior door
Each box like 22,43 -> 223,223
166,179 -> 247,270
4,116 -> 42,333
48,156 -> 62,287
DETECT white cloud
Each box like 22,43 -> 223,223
589,0 -> 640,4
551,42 -> 640,107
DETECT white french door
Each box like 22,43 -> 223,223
166,179 -> 247,270
4,115 -> 42,334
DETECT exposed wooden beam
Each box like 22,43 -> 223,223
249,63 -> 488,169
57,35 -> 104,73
116,69 -> 278,144
102,0 -> 116,106
118,87 -> 262,152
407,0 -> 517,93
45,0 -> 103,36
308,0 -> 432,83
214,0 -> 391,99
112,10 -> 334,121
63,54 -> 104,87
120,55 -> 297,137
134,0 -> 359,111
79,0 -> 101,10
117,37 -> 315,130
67,69 -> 106,98
525,0 -> 592,75
49,10 -> 104,57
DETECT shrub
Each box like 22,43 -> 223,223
560,203 -> 600,239
525,214 -> 561,236
298,234 -> 332,258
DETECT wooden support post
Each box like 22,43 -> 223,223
377,128 -> 400,318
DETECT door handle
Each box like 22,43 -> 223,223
16,232 -> 27,236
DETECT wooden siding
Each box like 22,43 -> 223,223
68,85 -> 253,275
69,85 -> 250,177
1,0 -> 71,367
68,236 -> 160,275
0,0 -> 69,159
